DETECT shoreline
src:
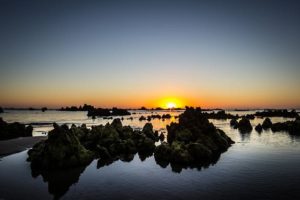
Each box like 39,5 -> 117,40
0,136 -> 47,158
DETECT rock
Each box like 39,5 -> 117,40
154,142 -> 172,161
139,116 -> 146,121
87,107 -> 130,117
187,143 -> 212,160
255,124 -> 263,132
255,109 -> 299,118
96,145 -> 111,159
237,117 -> 253,133
155,107 -> 234,167
0,107 -> 3,113
41,107 -> 47,112
230,118 -> 238,128
27,124 -> 94,169
159,132 -> 165,141
205,110 -> 238,119
162,114 -> 171,119
271,119 -> 300,134
0,118 -> 33,140
142,123 -> 157,141
262,118 -> 272,129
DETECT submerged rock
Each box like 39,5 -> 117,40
0,118 -> 33,140
155,107 -> 234,167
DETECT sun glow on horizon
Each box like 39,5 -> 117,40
158,97 -> 185,109
166,102 -> 176,109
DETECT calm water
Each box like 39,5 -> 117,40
1,110 -> 300,200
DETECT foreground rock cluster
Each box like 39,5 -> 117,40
0,118 -> 33,140
154,107 -> 234,169
27,119 -> 162,170
27,107 -> 235,172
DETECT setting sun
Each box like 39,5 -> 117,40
157,97 -> 185,109
166,102 -> 176,109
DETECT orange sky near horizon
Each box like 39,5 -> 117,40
1,86 -> 299,109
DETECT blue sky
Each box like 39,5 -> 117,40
0,0 -> 299,108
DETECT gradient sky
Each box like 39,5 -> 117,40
0,0 -> 300,109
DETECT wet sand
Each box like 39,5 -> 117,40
0,136 -> 46,157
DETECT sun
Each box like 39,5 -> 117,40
166,102 -> 176,109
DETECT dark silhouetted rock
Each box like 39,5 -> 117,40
237,117 -> 253,133
255,124 -> 263,132
244,114 -> 255,120
41,107 -> 47,112
205,110 -> 238,120
139,116 -> 146,121
271,119 -> 300,134
230,118 -> 238,128
0,118 -> 33,140
0,107 -> 3,113
142,123 -> 157,141
255,109 -> 299,118
262,118 -> 272,129
162,114 -> 172,119
87,107 -> 130,118
159,132 -> 165,141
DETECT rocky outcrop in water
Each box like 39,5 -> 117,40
255,124 -> 263,132
262,118 -> 272,129
271,118 -> 300,135
27,108 -> 234,173
204,110 -> 238,120
87,107 -> 130,118
230,117 -> 253,133
27,124 -> 94,169
237,117 -> 253,133
0,107 -> 3,113
154,107 -> 234,171
27,119 -> 159,170
255,109 -> 299,118
60,104 -> 95,111
0,118 -> 33,140
230,118 -> 238,128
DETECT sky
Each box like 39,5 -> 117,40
0,0 -> 300,109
